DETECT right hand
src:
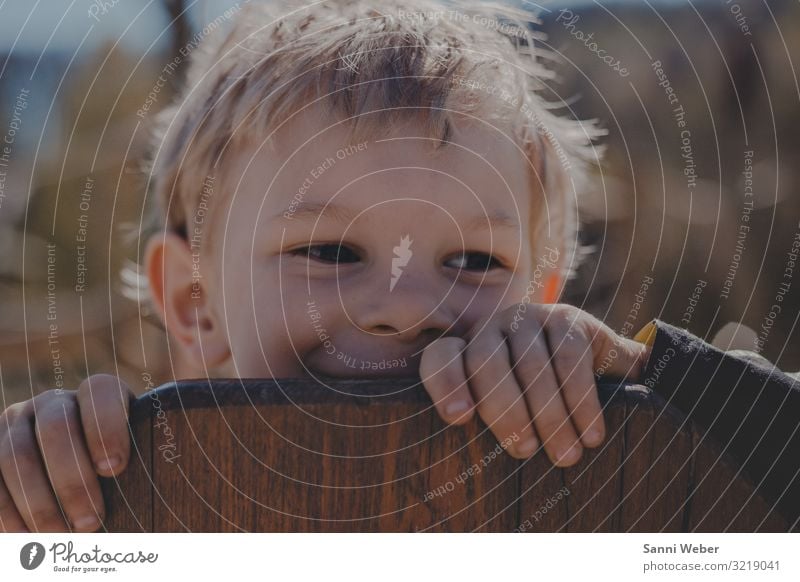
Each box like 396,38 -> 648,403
0,374 -> 133,532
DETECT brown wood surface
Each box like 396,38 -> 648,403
99,378 -> 792,532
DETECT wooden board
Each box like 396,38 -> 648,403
100,378 -> 792,532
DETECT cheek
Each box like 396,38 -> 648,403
214,255 -> 276,373
223,264 -> 340,376
219,281 -> 264,373
225,297 -> 299,376
462,275 -> 533,322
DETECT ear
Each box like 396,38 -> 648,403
529,244 -> 563,304
145,232 -> 231,370
528,127 -> 569,305
542,273 -> 562,304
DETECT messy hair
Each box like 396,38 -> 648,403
126,0 -> 604,303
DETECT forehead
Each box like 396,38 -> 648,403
229,104 -> 536,229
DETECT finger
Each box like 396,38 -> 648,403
0,403 -> 69,532
77,374 -> 133,476
420,337 -> 476,425
543,314 -> 605,448
0,474 -> 28,532
585,314 -> 652,382
463,327 -> 540,459
0,406 -> 29,533
506,316 -> 583,466
35,395 -> 104,532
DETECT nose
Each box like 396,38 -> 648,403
347,269 -> 457,344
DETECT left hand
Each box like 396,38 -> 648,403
420,302 -> 651,467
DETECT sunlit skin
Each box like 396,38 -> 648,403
205,106 -> 536,380
0,105 -> 651,532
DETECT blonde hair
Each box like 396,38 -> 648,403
130,0 -> 604,301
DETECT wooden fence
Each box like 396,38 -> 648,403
100,378 -> 793,532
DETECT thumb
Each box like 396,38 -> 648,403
588,320 -> 652,384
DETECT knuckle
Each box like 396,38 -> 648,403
550,302 -> 572,314
0,402 -> 21,423
35,404 -> 78,444
33,388 -> 72,406
438,371 -> 467,401
507,307 -> 539,331
514,349 -> 550,380
0,432 -> 37,465
82,374 -> 130,398
574,385 -> 601,409
438,335 -> 467,353
78,375 -> 106,400
0,403 -> 29,435
57,482 -> 92,508
29,508 -> 66,532
419,339 -> 442,368
553,340 -> 592,380
552,340 -> 585,362
513,366 -> 550,396
510,318 -> 545,345
535,416 -> 567,439
550,358 -> 583,384
465,341 -> 502,378
551,302 -> 579,318
509,302 -> 530,317
477,354 -> 507,382
423,339 -> 466,386
484,415 -> 512,437
89,432 -> 120,457
34,419 -> 61,445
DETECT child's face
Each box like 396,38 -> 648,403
173,105 -> 549,379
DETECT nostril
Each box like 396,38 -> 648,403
372,325 -> 397,336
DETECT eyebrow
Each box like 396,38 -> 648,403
273,201 -> 521,231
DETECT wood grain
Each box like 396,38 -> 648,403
100,377 -> 793,532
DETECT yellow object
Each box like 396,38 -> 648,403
633,319 -> 658,346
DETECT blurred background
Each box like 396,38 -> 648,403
0,0 -> 798,405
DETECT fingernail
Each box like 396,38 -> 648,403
96,456 -> 120,473
445,400 -> 471,417
584,428 -> 603,445
73,515 -> 99,531
516,438 -> 539,457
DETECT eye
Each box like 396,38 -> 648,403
289,244 -> 360,264
445,251 -> 504,272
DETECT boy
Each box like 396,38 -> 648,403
0,0 -> 796,534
